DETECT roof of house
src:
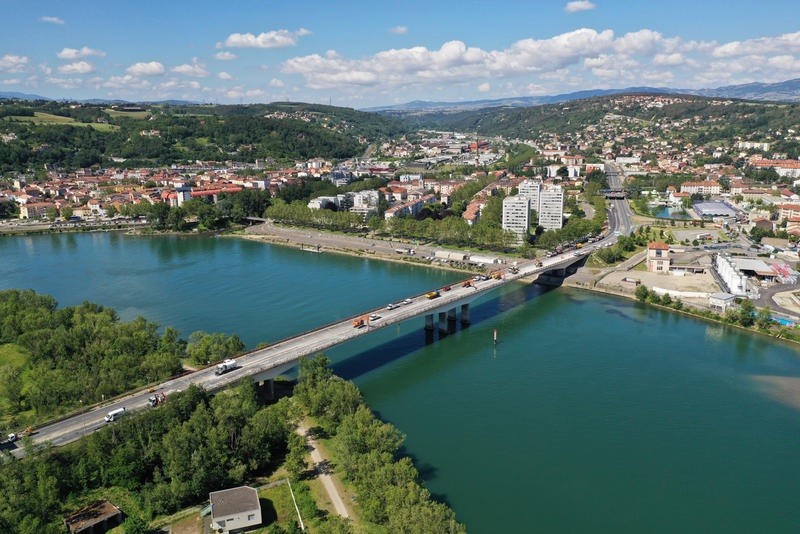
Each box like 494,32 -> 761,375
210,486 -> 260,518
65,500 -> 122,534
648,242 -> 670,250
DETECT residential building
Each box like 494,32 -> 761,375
538,185 -> 564,230
680,181 -> 721,196
19,202 -> 53,219
501,195 -> 530,242
518,179 -> 541,212
209,486 -> 262,534
647,242 -> 671,273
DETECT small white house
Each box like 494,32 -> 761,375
210,486 -> 262,533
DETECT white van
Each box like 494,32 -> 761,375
104,407 -> 126,423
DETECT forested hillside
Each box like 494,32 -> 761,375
0,100 -> 405,171
396,93 -> 800,145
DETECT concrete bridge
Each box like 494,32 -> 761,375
12,252 -> 587,456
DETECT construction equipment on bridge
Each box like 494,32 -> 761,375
462,279 -> 473,288
425,290 -> 441,299
491,271 -> 503,280
148,391 -> 167,408
352,315 -> 368,328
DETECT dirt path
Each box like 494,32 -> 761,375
297,425 -> 350,519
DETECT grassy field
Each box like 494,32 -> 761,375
103,108 -> 150,120
4,112 -> 118,131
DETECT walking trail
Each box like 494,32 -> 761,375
297,424 -> 350,519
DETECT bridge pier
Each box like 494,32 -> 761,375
460,303 -> 470,325
425,314 -> 435,331
255,378 -> 275,400
438,311 -> 448,335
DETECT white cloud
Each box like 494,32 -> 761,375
39,64 -> 53,75
478,82 -> 491,92
171,58 -> 208,77
126,61 -> 165,76
1,79 -> 20,85
45,76 -> 83,89
0,55 -> 29,73
40,16 -> 64,25
218,71 -> 233,80
713,31 -> 800,58
652,52 -> 685,66
104,74 -> 153,89
390,26 -> 408,35
58,61 -> 94,74
767,54 -> 800,71
57,47 -> 105,60
214,51 -> 237,61
564,1 -> 596,13
246,89 -> 264,97
222,28 -> 312,49
269,78 -> 285,87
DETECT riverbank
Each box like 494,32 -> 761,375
237,221 -> 516,276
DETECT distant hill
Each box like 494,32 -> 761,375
0,91 -> 50,101
0,93 -> 201,106
693,78 -> 800,102
365,78 -> 800,113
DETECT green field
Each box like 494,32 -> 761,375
103,108 -> 150,120
4,112 -> 119,131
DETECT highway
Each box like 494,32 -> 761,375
605,163 -> 635,237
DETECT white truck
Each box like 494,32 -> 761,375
215,358 -> 238,375
104,407 -> 126,423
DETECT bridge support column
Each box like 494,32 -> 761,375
447,308 -> 457,322
438,312 -> 448,335
460,303 -> 470,325
425,314 -> 434,331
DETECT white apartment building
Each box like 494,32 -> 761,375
538,185 -> 564,230
518,179 -> 541,212
502,195 -> 530,243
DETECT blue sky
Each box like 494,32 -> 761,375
1,0 -> 799,107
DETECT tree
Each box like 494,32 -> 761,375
756,307 -> 773,329
635,285 -> 650,302
737,299 -> 755,327
285,432 -> 308,481
60,206 -> 73,220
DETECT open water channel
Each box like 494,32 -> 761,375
3,232 -> 800,532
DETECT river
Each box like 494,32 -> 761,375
3,232 -> 800,532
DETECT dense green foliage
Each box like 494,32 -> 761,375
0,383 -> 294,533
0,100 -> 405,171
116,189 -> 272,231
295,355 -> 465,533
0,290 -> 243,423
